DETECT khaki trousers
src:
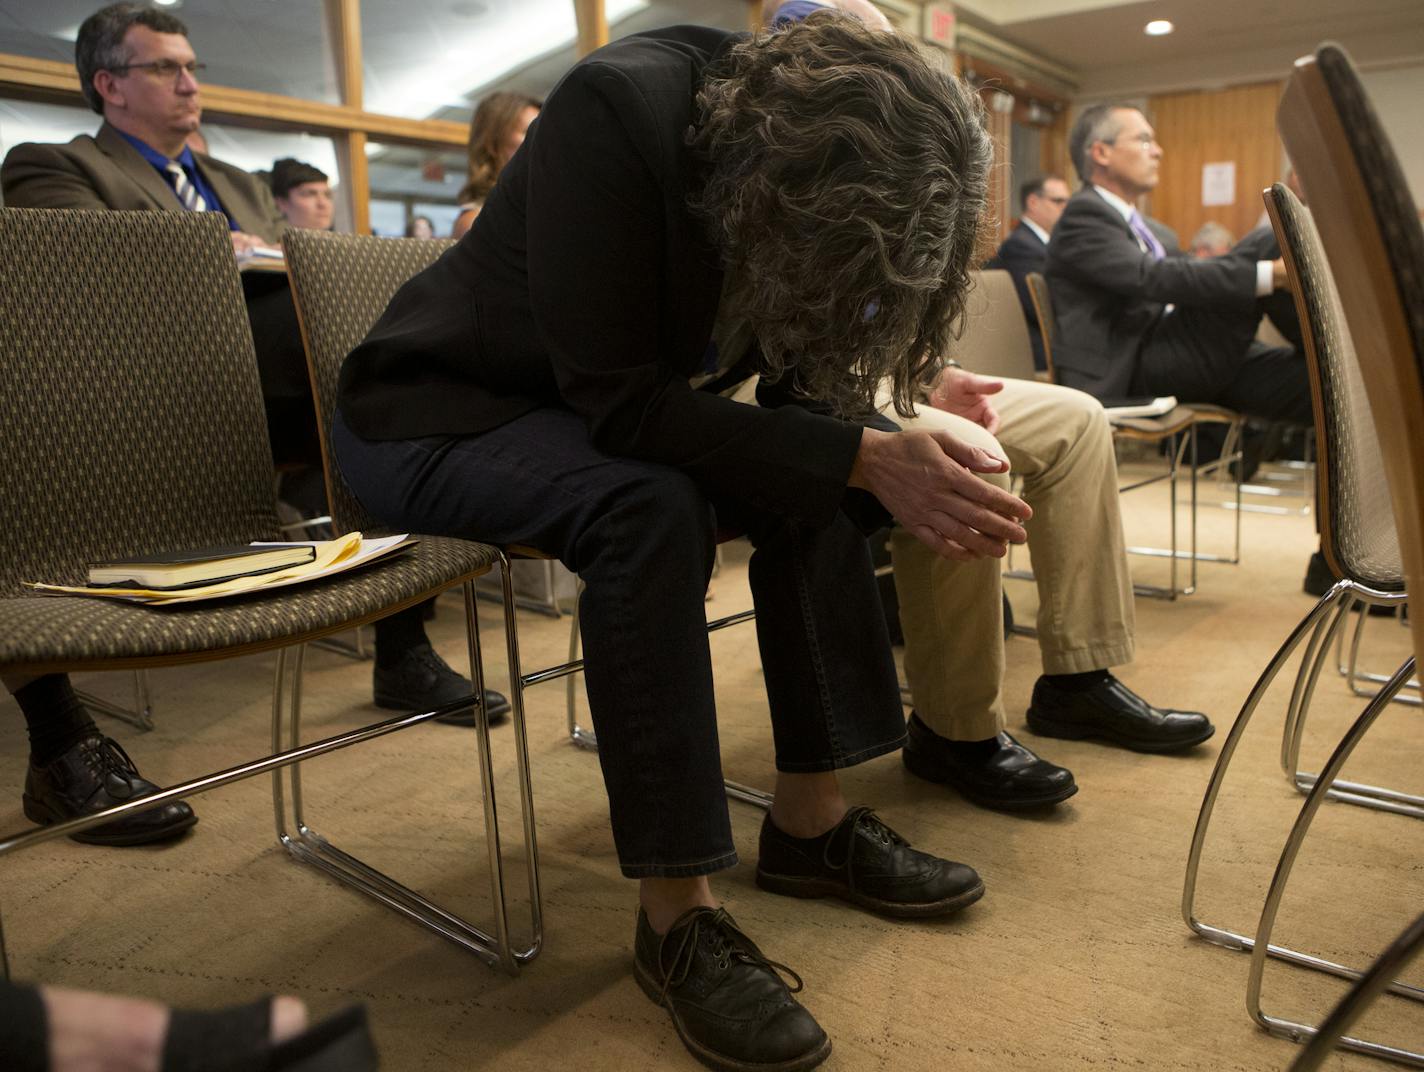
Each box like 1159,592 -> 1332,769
887,379 -> 1135,740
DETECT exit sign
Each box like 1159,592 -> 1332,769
923,3 -> 957,48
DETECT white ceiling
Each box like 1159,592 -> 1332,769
948,0 -> 1424,96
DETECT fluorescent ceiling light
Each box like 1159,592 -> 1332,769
367,0 -> 647,119
1145,19 -> 1174,35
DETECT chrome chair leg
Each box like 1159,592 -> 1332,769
270,581 -> 542,975
2,655 -> 524,978
1338,596 -> 1421,706
1288,909 -> 1424,1070
1129,428 -> 1198,598
1247,656 -> 1424,1062
1285,588 -> 1424,818
1183,583 -> 1350,951
565,580 -> 598,752
78,669 -> 155,732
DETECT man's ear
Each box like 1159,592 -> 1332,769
1088,138 -> 1113,175
92,70 -> 126,112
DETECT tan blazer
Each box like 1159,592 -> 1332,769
1,121 -> 286,244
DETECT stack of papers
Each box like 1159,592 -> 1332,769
29,533 -> 414,606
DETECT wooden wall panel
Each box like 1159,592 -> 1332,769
1147,81 -> 1283,247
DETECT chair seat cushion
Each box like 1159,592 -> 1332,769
0,536 -> 500,671
1111,405 -> 1197,438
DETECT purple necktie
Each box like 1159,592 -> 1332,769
1128,210 -> 1166,261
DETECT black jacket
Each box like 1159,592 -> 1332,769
985,222 -> 1049,370
1044,187 -> 1256,398
338,26 -> 862,527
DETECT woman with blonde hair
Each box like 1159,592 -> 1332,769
450,90 -> 540,238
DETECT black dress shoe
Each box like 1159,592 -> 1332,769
755,806 -> 983,919
372,643 -> 510,726
1026,675 -> 1215,754
902,714 -> 1078,810
23,734 -> 197,846
634,906 -> 830,1072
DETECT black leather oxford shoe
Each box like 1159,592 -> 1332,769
1026,674 -> 1215,754
23,733 -> 197,846
756,806 -> 983,919
634,906 -> 831,1072
373,642 -> 509,727
902,714 -> 1078,809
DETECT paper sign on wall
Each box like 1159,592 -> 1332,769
1202,162 -> 1236,207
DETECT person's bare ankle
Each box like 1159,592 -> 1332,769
640,876 -> 718,935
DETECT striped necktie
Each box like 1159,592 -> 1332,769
165,161 -> 208,212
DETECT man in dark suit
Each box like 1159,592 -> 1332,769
1045,102 -> 1312,423
335,14 -> 1030,1069
986,174 -> 1070,370
0,3 -> 503,853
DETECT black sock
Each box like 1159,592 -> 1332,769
15,674 -> 98,766
1042,670 -> 1111,693
373,603 -> 432,668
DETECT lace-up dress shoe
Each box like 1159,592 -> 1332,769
755,807 -> 983,919
1026,675 -> 1215,753
372,643 -> 509,726
634,906 -> 831,1072
902,714 -> 1078,809
23,734 -> 197,846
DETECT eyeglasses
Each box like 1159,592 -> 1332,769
1112,132 -> 1157,149
1043,196 -> 1069,205
109,59 -> 205,81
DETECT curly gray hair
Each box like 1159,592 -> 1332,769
687,11 -> 992,419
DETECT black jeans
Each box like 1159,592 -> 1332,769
332,406 -> 905,878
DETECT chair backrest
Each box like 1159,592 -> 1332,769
1278,43 -> 1424,657
1265,184 -> 1401,590
0,208 -> 280,594
282,231 -> 456,535
1024,272 -> 1058,382
946,269 -> 1037,381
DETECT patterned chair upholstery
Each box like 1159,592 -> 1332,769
0,208 -> 537,975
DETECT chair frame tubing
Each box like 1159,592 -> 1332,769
1280,586 -> 1424,820
1122,423 -> 1199,599
1288,909 -> 1424,1070
76,669 -> 154,731
1182,580 -> 1424,999
1334,597 -> 1421,707
1245,654 -> 1423,1065
0,570 -> 542,980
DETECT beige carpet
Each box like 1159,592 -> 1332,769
3,462 -> 1420,1070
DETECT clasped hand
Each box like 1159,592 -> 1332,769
850,426 -> 1030,561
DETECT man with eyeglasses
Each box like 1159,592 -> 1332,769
1046,103 -> 1311,425
987,174 -> 1071,372
0,2 -> 506,852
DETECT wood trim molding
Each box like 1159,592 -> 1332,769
327,0 -> 364,112
0,52 -> 467,148
574,0 -> 608,56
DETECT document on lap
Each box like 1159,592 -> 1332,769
26,532 -> 415,605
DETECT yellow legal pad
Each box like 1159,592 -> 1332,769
27,532 -> 415,606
